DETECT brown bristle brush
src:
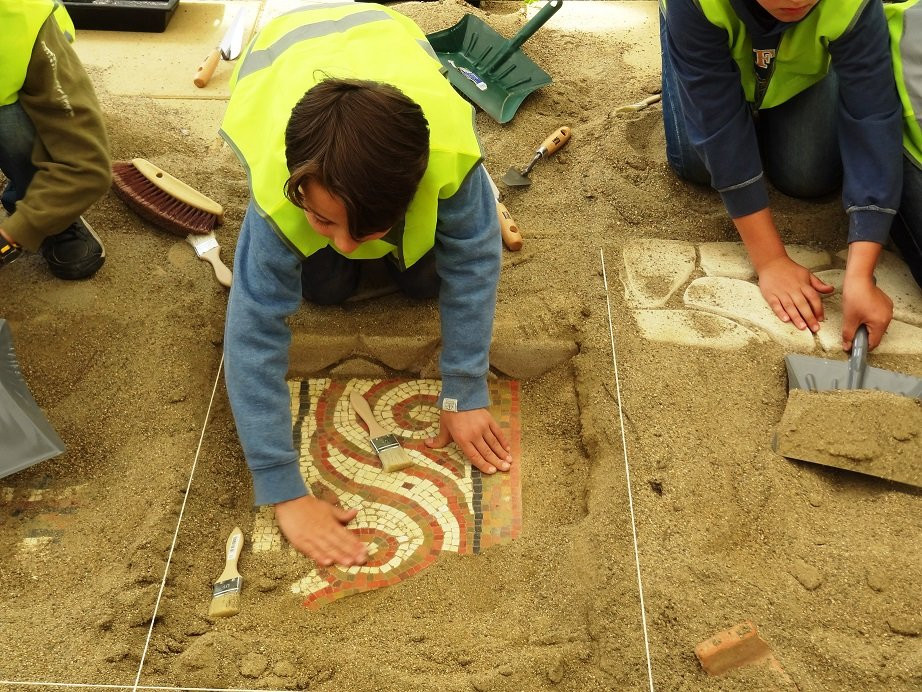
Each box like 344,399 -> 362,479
111,158 -> 224,236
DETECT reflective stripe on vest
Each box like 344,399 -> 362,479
886,0 -> 922,168
220,3 -> 482,267
0,0 -> 75,106
669,0 -> 869,109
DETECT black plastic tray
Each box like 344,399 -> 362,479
64,0 -> 180,33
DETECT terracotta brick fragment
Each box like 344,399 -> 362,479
694,621 -> 771,676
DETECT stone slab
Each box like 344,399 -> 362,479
74,2 -> 261,99
489,338 -> 578,379
623,239 -> 696,308
633,309 -> 762,350
683,276 -> 816,352
359,335 -> 440,372
699,242 -> 831,281
288,334 -> 359,376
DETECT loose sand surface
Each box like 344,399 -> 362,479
1,2 -> 921,691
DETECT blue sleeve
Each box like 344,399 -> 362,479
661,0 -> 770,217
830,0 -> 903,245
224,204 -> 307,506
434,164 -> 501,412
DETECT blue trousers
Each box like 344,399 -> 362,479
660,12 -> 841,198
0,101 -> 38,214
891,157 -> 922,287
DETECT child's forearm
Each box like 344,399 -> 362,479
844,241 -> 882,283
732,207 -> 787,271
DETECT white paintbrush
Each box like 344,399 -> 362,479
186,232 -> 232,287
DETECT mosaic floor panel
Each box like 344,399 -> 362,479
0,483 -> 86,555
252,378 -> 521,609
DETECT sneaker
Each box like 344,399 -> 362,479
39,216 -> 105,280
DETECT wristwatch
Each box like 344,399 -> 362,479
0,237 -> 22,267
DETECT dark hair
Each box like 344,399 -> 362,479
284,78 -> 430,239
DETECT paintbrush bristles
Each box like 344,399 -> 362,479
208,584 -> 241,618
372,435 -> 413,472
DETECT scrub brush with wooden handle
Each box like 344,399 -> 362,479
208,526 -> 243,618
112,158 -> 224,236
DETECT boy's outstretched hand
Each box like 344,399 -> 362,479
842,274 -> 893,351
757,255 -> 835,332
274,495 -> 368,567
426,408 -> 512,475
841,241 -> 893,352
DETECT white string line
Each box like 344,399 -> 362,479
0,682 -> 292,692
132,353 -> 225,691
600,250 -> 655,692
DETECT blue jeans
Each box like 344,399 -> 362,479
660,11 -> 841,198
301,245 -> 439,304
0,101 -> 38,214
891,157 -> 922,287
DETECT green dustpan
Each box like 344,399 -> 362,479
426,0 -> 562,124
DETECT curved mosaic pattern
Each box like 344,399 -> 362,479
251,378 -> 521,610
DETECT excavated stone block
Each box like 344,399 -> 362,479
698,243 -> 832,281
359,335 -> 440,372
700,242 -> 830,280
817,309 -> 922,355
329,358 -> 389,378
623,239 -> 696,308
684,277 -> 816,351
288,334 -> 359,376
489,339 -> 578,379
632,309 -> 761,349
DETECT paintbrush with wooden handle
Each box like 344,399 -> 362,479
350,391 -> 413,472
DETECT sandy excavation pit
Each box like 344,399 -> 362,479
2,1 -> 922,690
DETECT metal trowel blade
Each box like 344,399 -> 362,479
501,167 -> 531,187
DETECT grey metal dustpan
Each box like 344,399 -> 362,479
773,325 -> 922,486
0,319 -> 66,479
783,325 -> 922,396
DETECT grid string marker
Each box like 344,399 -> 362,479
600,249 -> 655,692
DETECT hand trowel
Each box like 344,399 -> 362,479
501,126 -> 571,187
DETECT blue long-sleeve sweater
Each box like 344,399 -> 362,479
661,0 -> 903,244
224,165 -> 500,506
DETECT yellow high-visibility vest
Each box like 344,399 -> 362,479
220,3 -> 483,267
0,0 -> 75,107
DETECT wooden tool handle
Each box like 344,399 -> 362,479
201,246 -> 232,287
219,527 -> 243,579
131,158 -> 224,218
350,391 -> 387,438
497,202 -> 523,252
194,48 -> 222,88
538,126 -> 571,156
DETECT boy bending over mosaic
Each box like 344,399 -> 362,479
220,4 -> 512,567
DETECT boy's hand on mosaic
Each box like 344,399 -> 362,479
425,409 -> 512,474
274,495 -> 368,567
756,256 -> 834,333
841,276 -> 893,351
